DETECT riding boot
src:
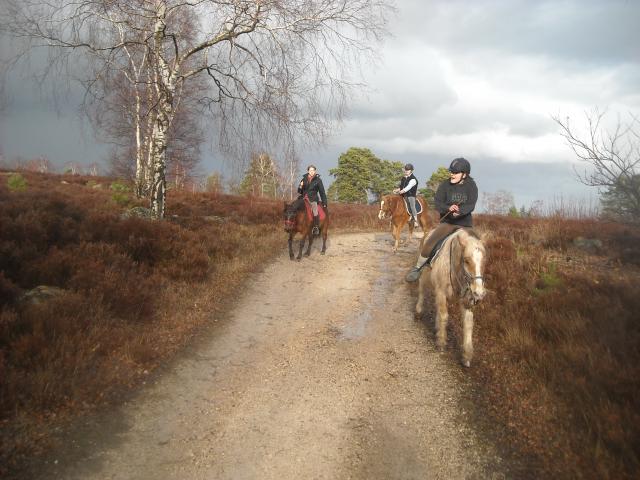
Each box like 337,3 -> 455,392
312,215 -> 320,236
405,254 -> 431,283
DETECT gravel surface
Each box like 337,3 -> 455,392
31,232 -> 510,480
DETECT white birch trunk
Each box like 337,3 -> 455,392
149,2 -> 176,219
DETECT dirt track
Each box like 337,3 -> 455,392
31,232 -> 511,479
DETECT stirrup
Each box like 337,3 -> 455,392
312,225 -> 320,236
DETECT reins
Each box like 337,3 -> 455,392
448,233 -> 484,304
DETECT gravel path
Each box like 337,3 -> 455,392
33,232 -> 509,480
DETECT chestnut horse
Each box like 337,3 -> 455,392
283,199 -> 329,260
378,194 -> 431,252
415,228 -> 487,367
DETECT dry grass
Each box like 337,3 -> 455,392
0,171 -> 380,476
2,170 -> 637,479
465,215 -> 640,479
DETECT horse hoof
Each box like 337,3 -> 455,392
462,360 -> 471,368
297,257 -> 302,262
321,250 -> 326,255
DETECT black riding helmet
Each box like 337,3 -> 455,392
448,157 -> 471,174
404,163 -> 414,171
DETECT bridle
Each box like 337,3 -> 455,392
449,235 -> 484,305
283,208 -> 297,230
378,197 -> 393,220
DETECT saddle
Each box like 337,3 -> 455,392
402,197 -> 423,216
303,196 -> 326,222
425,228 -> 462,266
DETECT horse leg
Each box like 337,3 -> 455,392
321,224 -> 327,255
415,269 -> 427,318
297,237 -> 305,261
288,234 -> 295,260
435,290 -> 448,351
305,232 -> 313,257
461,305 -> 474,367
407,219 -> 414,245
392,224 -> 399,252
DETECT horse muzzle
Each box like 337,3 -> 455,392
284,219 -> 296,231
378,210 -> 388,220
470,285 -> 486,304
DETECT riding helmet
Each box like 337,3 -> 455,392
403,163 -> 414,171
448,157 -> 471,174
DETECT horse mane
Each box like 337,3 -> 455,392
429,229 -> 484,292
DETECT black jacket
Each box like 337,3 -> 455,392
298,173 -> 327,205
399,173 -> 418,197
434,176 -> 478,227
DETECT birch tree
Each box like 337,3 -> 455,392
239,152 -> 280,197
3,0 -> 393,218
554,111 -> 640,222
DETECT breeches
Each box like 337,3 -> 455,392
310,201 -> 318,216
406,196 -> 418,219
421,223 -> 462,258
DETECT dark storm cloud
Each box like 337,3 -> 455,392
1,0 -> 638,208
398,0 -> 640,64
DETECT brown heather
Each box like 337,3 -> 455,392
1,171 -> 638,479
0,170 -> 382,474
467,215 -> 640,479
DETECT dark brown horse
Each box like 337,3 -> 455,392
378,194 -> 432,252
283,199 -> 329,260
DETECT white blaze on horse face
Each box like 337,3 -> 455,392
378,200 -> 385,219
472,247 -> 486,300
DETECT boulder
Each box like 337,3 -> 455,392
121,206 -> 155,220
573,236 -> 603,253
20,286 -> 66,305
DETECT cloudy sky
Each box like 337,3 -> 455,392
1,0 -> 639,209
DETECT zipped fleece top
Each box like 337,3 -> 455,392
434,176 -> 478,227
298,173 -> 327,205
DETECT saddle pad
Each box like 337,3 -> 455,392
428,229 -> 459,266
304,197 -> 326,222
403,198 -> 423,216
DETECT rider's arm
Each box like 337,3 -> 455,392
398,178 -> 417,194
318,179 -> 327,206
457,181 -> 478,217
434,182 -> 449,215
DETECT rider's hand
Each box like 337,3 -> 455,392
449,204 -> 460,213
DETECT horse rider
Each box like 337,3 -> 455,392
298,164 -> 327,236
393,163 -> 420,228
405,157 -> 478,282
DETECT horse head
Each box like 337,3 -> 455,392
283,199 -> 304,232
378,194 -> 396,220
457,230 -> 487,304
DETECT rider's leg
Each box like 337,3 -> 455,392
405,223 -> 459,282
311,201 -> 320,235
407,196 -> 419,227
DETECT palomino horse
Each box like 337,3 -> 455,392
378,194 -> 431,252
415,228 -> 487,367
283,199 -> 329,260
